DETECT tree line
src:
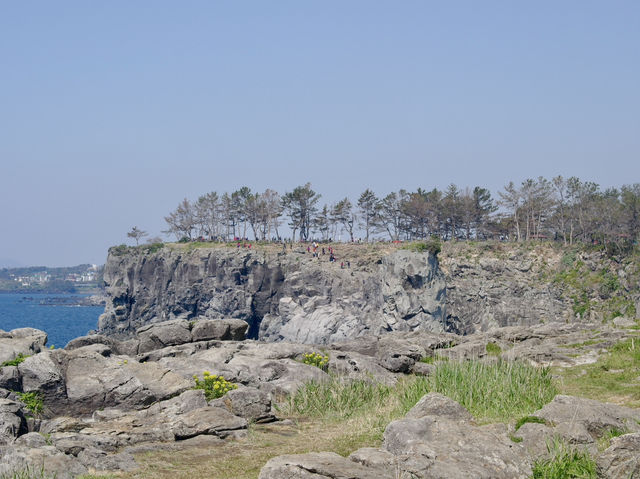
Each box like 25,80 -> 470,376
155,177 -> 639,249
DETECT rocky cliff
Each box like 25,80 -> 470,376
98,242 -> 640,343
98,244 -> 446,343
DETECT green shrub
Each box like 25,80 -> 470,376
430,359 -> 557,423
193,372 -> 237,400
406,238 -> 442,256
599,272 -> 620,298
572,292 -> 591,317
302,352 -> 329,371
109,244 -> 129,256
485,342 -> 502,356
16,391 -> 43,416
1,353 -> 29,367
531,438 -> 597,479
143,242 -> 164,254
561,250 -> 577,267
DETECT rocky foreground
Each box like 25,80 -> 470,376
1,318 -> 640,478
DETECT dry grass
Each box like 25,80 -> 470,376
95,410 -> 391,479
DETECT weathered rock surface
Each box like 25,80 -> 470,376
513,395 -> 640,457
2,316 -> 639,477
99,242 -> 633,344
258,452 -> 394,479
597,432 -> 640,478
0,398 -> 27,444
99,247 -> 446,343
259,394 -> 532,478
0,327 -> 48,364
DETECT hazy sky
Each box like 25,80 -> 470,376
1,1 -> 639,267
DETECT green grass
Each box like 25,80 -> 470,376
515,415 -> 547,431
597,427 -> 628,451
281,376 -> 393,420
486,342 -> 502,356
557,337 -> 640,407
419,355 -> 448,364
531,438 -> 598,479
284,358 -> 556,427
1,353 -> 30,367
0,466 -> 55,479
430,359 -> 557,423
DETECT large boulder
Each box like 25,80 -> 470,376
597,432 -> 640,478
137,319 -> 193,353
405,392 -> 474,422
211,386 -> 274,423
381,416 -> 530,478
533,395 -> 640,441
0,328 -> 47,364
191,318 -> 249,341
0,398 -> 27,444
0,365 -> 20,390
18,350 -> 66,407
63,344 -> 191,415
0,443 -> 88,479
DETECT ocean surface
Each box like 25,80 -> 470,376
0,293 -> 103,348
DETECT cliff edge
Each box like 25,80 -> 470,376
98,244 -> 446,343
98,242 -> 640,343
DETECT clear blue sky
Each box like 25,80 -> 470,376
1,1 -> 639,266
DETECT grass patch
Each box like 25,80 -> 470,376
556,337 -> 640,407
515,415 -> 547,431
430,359 -> 557,423
0,353 -> 29,367
419,355 -> 448,364
531,438 -> 598,479
112,359 -> 558,479
485,342 -> 502,356
281,376 -> 393,420
0,466 -> 55,479
597,427 -> 628,451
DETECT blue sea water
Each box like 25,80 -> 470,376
0,294 -> 103,348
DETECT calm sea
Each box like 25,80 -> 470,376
0,294 -> 103,348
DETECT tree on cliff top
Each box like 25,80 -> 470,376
127,226 -> 148,246
164,198 -> 196,240
282,183 -> 320,241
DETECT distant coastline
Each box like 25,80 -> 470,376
0,264 -> 104,295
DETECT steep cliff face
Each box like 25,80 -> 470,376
99,242 -> 639,343
99,245 -> 446,343
441,242 -> 569,334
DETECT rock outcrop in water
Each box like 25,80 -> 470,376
98,245 -> 446,343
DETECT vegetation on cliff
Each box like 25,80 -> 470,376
152,178 -> 639,253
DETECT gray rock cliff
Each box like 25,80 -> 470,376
98,246 -> 446,343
